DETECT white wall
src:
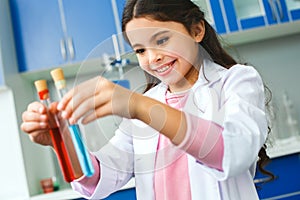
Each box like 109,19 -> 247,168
0,89 -> 29,199
228,33 -> 300,139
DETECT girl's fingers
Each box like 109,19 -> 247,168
68,89 -> 109,123
67,96 -> 96,123
21,121 -> 48,134
57,88 -> 73,111
59,76 -> 110,120
69,82 -> 132,123
27,130 -> 52,146
81,103 -> 112,124
49,102 -> 59,114
27,101 -> 47,114
60,93 -> 87,120
22,110 -> 48,123
80,85 -> 131,124
57,78 -> 98,114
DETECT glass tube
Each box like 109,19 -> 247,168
51,69 -> 95,177
34,80 -> 75,182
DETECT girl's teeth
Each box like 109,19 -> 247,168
157,65 -> 170,73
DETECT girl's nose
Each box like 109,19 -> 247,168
148,48 -> 163,64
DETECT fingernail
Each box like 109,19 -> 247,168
69,117 -> 74,124
39,107 -> 44,113
40,115 -> 47,121
40,122 -> 47,128
69,117 -> 77,124
57,103 -> 63,110
61,111 -> 67,118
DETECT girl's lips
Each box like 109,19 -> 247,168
155,60 -> 176,76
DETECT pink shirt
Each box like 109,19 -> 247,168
154,89 -> 192,200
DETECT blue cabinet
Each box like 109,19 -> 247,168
210,0 -> 228,34
255,153 -> 300,199
103,188 -> 136,200
193,0 -> 300,34
222,0 -> 300,30
262,0 -> 290,25
62,0 -> 118,63
75,188 -> 136,200
10,0 -> 300,73
262,0 -> 300,23
287,0 -> 300,20
223,0 -> 267,30
10,0 -> 120,72
10,0 -> 65,72
192,0 -> 228,34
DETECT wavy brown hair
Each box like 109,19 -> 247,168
121,0 -> 275,183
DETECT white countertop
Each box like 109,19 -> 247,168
267,136 -> 300,158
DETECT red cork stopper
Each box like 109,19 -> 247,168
34,80 -> 49,100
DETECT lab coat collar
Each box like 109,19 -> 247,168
197,58 -> 227,86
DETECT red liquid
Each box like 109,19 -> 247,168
49,127 -> 75,182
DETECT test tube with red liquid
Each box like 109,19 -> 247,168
34,80 -> 75,182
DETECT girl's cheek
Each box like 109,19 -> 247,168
140,65 -> 151,73
137,58 -> 148,69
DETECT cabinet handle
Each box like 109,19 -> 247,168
268,0 -> 278,21
60,39 -> 67,61
275,0 -> 284,20
67,37 -> 75,60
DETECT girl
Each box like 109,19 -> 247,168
21,0 -> 273,199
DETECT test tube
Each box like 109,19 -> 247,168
50,68 -> 95,177
34,80 -> 75,182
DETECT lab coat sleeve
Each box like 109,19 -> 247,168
71,118 -> 135,199
180,65 -> 268,180
209,65 -> 267,179
177,112 -> 224,171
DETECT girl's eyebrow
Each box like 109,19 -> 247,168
150,30 -> 169,42
131,30 -> 170,49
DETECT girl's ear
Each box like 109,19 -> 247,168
192,21 -> 205,42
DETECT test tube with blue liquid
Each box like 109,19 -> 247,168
51,68 -> 94,177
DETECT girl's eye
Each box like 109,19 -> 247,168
157,37 -> 169,45
135,48 -> 145,54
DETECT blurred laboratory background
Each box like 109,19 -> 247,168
1,0 -> 300,199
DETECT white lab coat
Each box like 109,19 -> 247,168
73,59 -> 268,200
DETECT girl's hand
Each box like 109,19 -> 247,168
57,76 -> 187,144
21,101 -> 55,146
57,76 -> 137,124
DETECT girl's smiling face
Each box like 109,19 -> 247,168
125,17 -> 205,92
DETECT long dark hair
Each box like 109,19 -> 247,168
121,0 -> 274,182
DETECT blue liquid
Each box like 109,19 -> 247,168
69,124 -> 94,177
